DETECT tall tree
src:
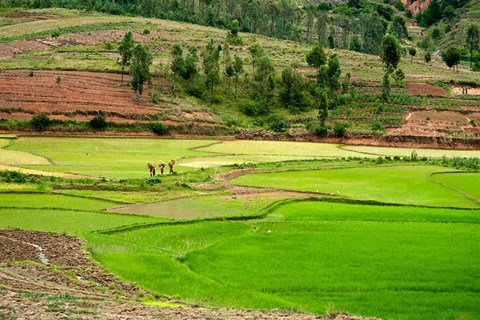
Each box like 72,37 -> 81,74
442,47 -> 461,72
170,44 -> 185,96
248,42 -> 264,76
361,12 -> 387,54
182,46 -> 199,82
316,12 -> 328,47
117,31 -> 134,85
232,55 -> 244,98
306,45 -> 327,85
466,24 -> 480,69
381,34 -> 402,69
408,47 -> 417,62
130,44 -> 152,95
390,15 -> 409,41
202,39 -> 222,102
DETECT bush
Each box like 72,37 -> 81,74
185,84 -> 204,99
371,120 -> 384,131
1,170 -> 27,183
333,122 -> 349,137
150,122 -> 169,135
89,115 -> 107,130
30,113 -> 51,131
211,94 -> 225,104
238,99 -> 270,117
268,115 -> 290,133
314,125 -> 328,137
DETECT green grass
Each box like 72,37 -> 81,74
7,137 -> 217,179
232,165 -> 479,208
0,193 -> 116,211
89,200 -> 480,319
432,172 -> 480,201
59,189 -> 203,204
340,145 -> 480,158
197,141 -> 370,159
109,194 -> 283,219
0,209 -> 158,235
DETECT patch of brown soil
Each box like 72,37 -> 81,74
0,41 -> 50,59
0,70 -> 161,116
0,229 -> 379,320
405,82 -> 448,97
451,86 -> 480,95
388,110 -> 469,136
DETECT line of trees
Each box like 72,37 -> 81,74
0,0 -> 406,55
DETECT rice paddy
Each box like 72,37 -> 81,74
1,137 -> 479,319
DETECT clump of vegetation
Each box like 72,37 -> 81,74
89,115 -> 108,130
30,113 -> 51,131
149,122 -> 169,135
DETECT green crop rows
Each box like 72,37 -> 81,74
0,137 -> 479,319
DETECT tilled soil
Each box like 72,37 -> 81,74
0,230 -> 379,320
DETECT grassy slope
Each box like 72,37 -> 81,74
0,8 -> 477,84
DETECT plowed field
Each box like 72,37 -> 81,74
0,70 -> 160,119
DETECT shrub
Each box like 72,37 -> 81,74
185,84 -> 204,99
469,119 -> 477,127
150,122 -> 169,135
314,125 -> 328,137
30,113 -> 51,131
143,29 -> 150,34
211,94 -> 225,104
1,170 -> 27,183
89,115 -> 107,130
333,122 -> 349,137
411,150 -> 418,161
238,99 -> 270,117
268,115 -> 290,133
371,120 -> 384,131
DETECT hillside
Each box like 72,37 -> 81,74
0,8 -> 479,147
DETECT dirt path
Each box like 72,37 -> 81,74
0,230 -> 379,320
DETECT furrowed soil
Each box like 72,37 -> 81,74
0,70 -> 159,117
0,230 -> 379,320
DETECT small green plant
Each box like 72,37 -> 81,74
314,125 -> 328,137
268,115 -> 290,133
149,122 -> 169,135
89,115 -> 108,130
469,119 -> 477,127
143,29 -> 150,34
411,150 -> 418,161
56,76 -> 62,85
51,29 -> 60,38
333,122 -> 349,137
30,113 -> 51,131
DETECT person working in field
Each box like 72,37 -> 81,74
159,163 -> 165,175
168,160 -> 175,174
147,162 -> 155,177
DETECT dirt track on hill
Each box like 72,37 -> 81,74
0,230 -> 379,320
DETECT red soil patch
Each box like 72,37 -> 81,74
388,110 -> 470,136
405,82 -> 448,97
0,41 -> 50,59
0,70 -> 162,116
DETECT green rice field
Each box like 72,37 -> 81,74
1,137 -> 479,319
89,200 -> 480,320
232,165 -> 480,208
